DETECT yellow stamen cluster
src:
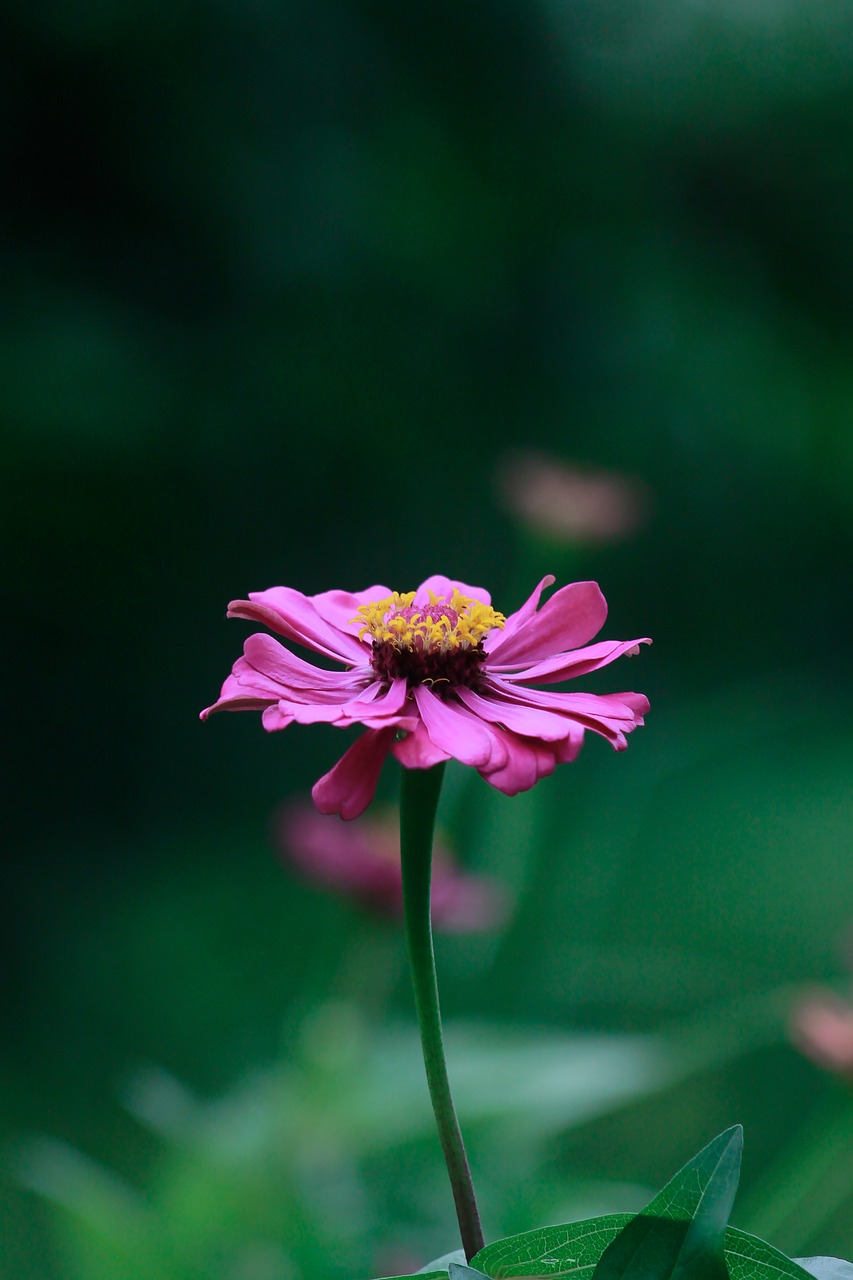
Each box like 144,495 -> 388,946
354,588 -> 505,652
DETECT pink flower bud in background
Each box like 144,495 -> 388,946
274,802 -> 509,933
790,992 -> 853,1079
496,451 -> 650,545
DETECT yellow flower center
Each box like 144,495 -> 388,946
353,589 -> 505,690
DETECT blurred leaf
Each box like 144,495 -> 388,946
794,1262 -> 853,1280
121,1022 -> 676,1156
419,1252 -> 467,1273
379,1274 -> 446,1280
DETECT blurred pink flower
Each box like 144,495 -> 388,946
201,574 -> 649,819
497,451 -> 650,544
276,802 -> 507,932
791,991 -> 853,1078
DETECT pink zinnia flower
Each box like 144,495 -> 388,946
276,803 -> 508,932
201,574 -> 650,820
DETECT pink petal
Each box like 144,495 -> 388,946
486,580 -> 607,666
484,680 -> 647,747
554,726 -> 586,762
495,636 -> 651,683
228,586 -> 368,665
414,575 -> 492,607
484,574 -> 554,653
310,585 -> 393,635
311,727 -> 397,820
200,657 -> 284,718
337,677 -> 411,724
270,679 -> 411,728
488,677 -> 644,722
479,730 -> 557,796
450,701 -> 511,772
261,704 -> 295,731
273,699 -> 360,725
393,721 -> 452,769
243,633 -> 369,697
413,686 -> 495,768
456,685 -> 572,742
615,691 -> 650,723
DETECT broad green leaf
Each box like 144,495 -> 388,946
794,1261 -> 853,1280
470,1219 -> 814,1280
471,1215 -> 634,1277
726,1232 -> 814,1280
592,1125 -> 742,1280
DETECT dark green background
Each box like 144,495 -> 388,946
4,3 -> 853,1277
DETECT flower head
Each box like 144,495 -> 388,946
276,802 -> 507,932
201,573 -> 650,819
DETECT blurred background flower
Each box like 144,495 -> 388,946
275,803 -> 509,934
496,452 -> 650,546
791,995 -> 853,1079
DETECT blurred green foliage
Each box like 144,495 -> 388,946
4,1 -> 853,1277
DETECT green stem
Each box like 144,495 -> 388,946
399,762 -> 484,1261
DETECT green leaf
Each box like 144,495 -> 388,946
471,1215 -> 634,1277
726,1232 -> 814,1280
448,1266 -> 491,1280
591,1125 -> 742,1280
469,1216 -> 814,1279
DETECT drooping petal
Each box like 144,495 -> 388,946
393,721 -> 452,770
200,657 -> 284,718
484,574 -> 554,653
413,686 -> 495,767
553,726 -> 586,762
488,676 -> 646,722
448,700 -> 511,772
271,679 -> 411,728
486,580 -> 607,666
272,699 -> 357,725
243,633 -> 369,696
456,685 -> 573,742
495,636 -> 651,683
312,727 -> 397,820
261,703 -> 295,732
484,679 -> 648,747
615,691 -> 650,723
414,575 -> 492,607
478,729 -> 558,796
337,677 -> 410,724
228,586 -> 368,664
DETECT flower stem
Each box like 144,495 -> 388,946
399,762 -> 484,1261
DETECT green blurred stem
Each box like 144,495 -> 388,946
399,762 -> 484,1261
